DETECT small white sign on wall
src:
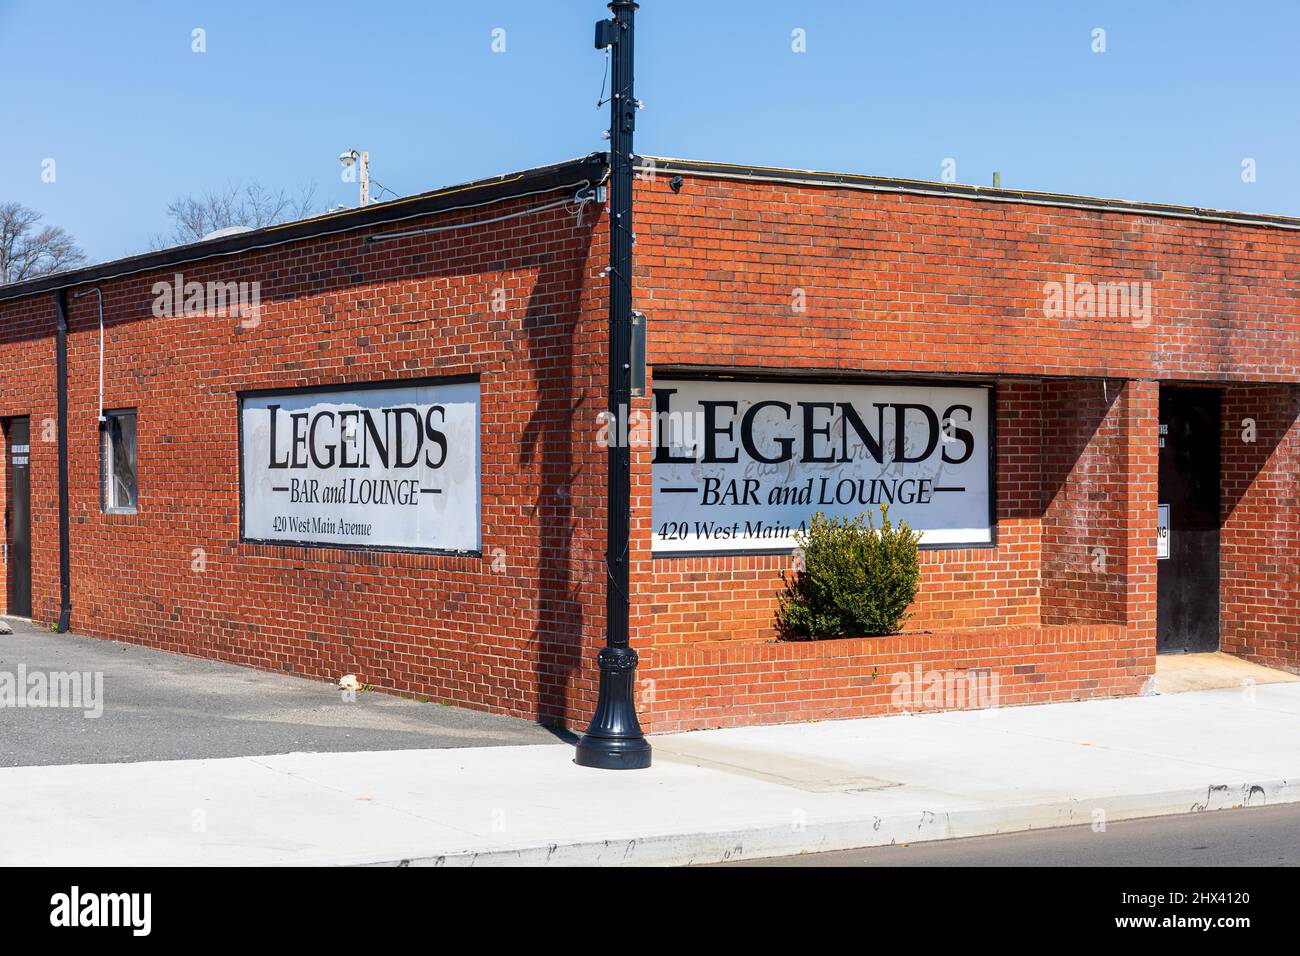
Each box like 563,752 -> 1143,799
240,380 -> 480,552
1156,503 -> 1170,560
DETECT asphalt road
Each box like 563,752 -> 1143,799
0,619 -> 561,766
724,802 -> 1300,866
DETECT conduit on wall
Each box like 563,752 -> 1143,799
54,290 -> 72,632
72,287 -> 106,424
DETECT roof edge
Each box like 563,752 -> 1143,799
0,154 -> 608,304
640,156 -> 1300,232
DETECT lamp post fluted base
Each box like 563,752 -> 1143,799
574,646 -> 652,769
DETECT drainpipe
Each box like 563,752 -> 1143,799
54,290 -> 72,632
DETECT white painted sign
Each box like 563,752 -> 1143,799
240,381 -> 480,551
652,379 -> 992,552
1156,503 -> 1170,560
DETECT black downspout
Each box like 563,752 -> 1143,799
575,0 -> 651,769
55,290 -> 72,632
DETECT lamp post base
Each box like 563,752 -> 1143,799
574,646 -> 652,770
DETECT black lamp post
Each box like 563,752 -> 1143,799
575,0 -> 652,770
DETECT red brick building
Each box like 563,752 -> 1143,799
1,153 -> 1297,732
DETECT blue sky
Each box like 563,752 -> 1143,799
3,0 -> 1298,264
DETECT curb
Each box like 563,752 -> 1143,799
356,777 -> 1299,867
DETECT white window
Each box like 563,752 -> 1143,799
102,409 -> 138,513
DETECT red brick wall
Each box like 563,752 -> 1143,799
1040,379 -> 1129,625
633,169 -> 1300,383
1119,381 -> 1160,642
639,377 -> 1044,647
0,164 -> 1292,733
631,375 -> 1161,732
0,295 -> 60,625
628,170 -> 1196,730
640,623 -> 1150,733
0,195 -> 611,728
1221,385 -> 1300,672
635,374 -> 1162,642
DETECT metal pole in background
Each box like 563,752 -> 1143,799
576,0 -> 651,770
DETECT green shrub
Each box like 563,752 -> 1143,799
776,505 -> 922,640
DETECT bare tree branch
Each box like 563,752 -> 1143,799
154,181 -> 319,248
0,202 -> 87,285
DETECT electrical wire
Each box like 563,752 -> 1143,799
596,46 -> 611,107
365,181 -> 598,243
369,178 -> 402,202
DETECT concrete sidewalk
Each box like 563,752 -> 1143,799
2,683 -> 1299,866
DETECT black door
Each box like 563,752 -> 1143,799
1157,388 -> 1220,653
4,417 -> 31,618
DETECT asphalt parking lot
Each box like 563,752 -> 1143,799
0,619 -> 560,767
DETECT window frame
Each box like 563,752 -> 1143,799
100,408 -> 139,515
